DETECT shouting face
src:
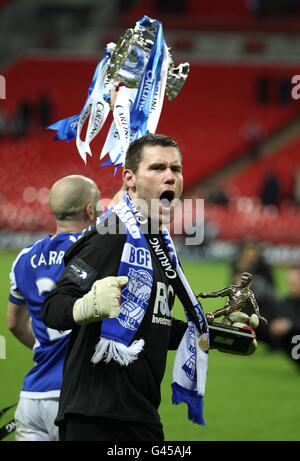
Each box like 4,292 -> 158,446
123,144 -> 183,227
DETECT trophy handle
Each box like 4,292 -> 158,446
166,61 -> 190,101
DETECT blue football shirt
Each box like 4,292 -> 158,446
9,232 -> 82,398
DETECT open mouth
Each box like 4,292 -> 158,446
159,190 -> 175,208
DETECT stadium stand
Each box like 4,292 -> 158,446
200,132 -> 300,245
204,200 -> 300,245
225,136 -> 300,201
1,56 -> 300,237
118,0 -> 300,32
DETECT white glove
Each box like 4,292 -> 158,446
73,276 -> 128,325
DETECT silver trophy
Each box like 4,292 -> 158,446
49,16 -> 190,166
107,16 -> 189,100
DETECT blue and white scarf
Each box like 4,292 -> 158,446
91,194 -> 209,425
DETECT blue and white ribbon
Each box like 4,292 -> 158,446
48,43 -> 115,163
100,16 -> 169,168
129,17 -> 166,140
48,16 -> 169,168
99,87 -> 137,166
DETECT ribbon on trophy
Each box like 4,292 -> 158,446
48,15 -> 190,169
48,43 -> 115,163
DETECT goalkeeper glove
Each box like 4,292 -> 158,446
73,276 -> 128,325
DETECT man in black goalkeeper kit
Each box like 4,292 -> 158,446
42,134 -> 210,441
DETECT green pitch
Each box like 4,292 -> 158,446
1,251 -> 299,441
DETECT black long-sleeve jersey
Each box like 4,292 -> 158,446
42,215 -> 187,427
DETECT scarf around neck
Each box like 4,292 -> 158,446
91,193 -> 209,425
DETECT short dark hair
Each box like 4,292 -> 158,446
125,133 -> 181,173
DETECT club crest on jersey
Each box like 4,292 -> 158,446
118,268 -> 152,331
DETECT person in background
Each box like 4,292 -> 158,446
270,266 -> 300,369
231,241 -> 279,349
36,93 -> 53,128
7,175 -> 122,441
260,171 -> 281,207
